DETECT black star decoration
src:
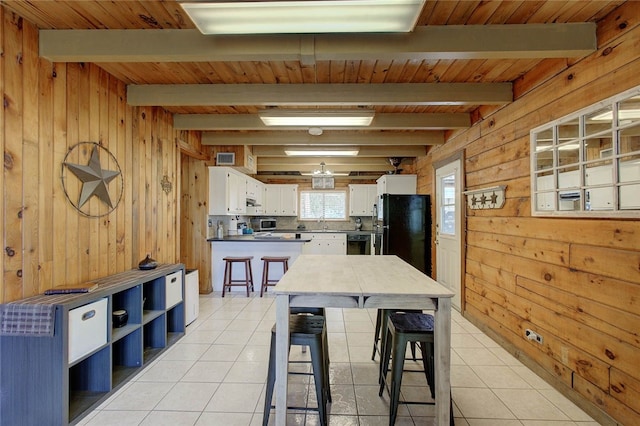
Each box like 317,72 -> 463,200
490,192 -> 499,204
64,146 -> 121,208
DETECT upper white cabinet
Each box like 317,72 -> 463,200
349,184 -> 377,216
263,184 -> 298,216
208,167 -> 247,215
246,176 -> 265,215
302,232 -> 346,255
376,174 -> 417,196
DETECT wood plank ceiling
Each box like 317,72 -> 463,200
2,0 -> 624,176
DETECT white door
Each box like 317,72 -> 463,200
435,159 -> 462,311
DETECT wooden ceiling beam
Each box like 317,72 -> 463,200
39,24 -> 596,63
201,131 -> 444,146
128,83 -> 512,106
174,112 -> 470,130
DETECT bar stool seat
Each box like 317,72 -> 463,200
260,256 -> 289,297
222,256 -> 254,297
372,309 -> 421,361
263,314 -> 331,426
378,312 -> 454,426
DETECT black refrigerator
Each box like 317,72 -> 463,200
374,194 -> 431,276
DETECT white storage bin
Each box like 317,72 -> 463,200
68,298 -> 108,364
165,271 -> 183,309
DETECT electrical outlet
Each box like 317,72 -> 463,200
525,329 -> 543,344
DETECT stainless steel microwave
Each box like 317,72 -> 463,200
252,218 -> 277,231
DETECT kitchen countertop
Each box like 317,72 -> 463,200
207,235 -> 311,242
279,229 -> 376,235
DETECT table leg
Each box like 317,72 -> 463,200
275,294 -> 290,425
434,297 -> 452,425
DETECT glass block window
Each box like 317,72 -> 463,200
531,85 -> 640,217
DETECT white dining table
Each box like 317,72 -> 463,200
273,254 -> 454,425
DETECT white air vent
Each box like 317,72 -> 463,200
216,152 -> 235,165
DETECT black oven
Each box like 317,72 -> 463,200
346,233 -> 371,255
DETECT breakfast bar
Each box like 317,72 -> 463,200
274,255 -> 454,425
208,235 -> 310,293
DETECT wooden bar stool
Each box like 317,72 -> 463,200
260,256 -> 289,297
222,256 -> 254,297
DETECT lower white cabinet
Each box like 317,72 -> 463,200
302,232 -> 347,255
0,264 -> 186,426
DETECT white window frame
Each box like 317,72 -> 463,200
299,190 -> 347,221
530,85 -> 640,218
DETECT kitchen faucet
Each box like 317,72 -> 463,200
318,215 -> 328,230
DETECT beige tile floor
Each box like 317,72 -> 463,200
80,293 -> 600,426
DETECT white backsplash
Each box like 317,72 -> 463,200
208,215 -> 375,237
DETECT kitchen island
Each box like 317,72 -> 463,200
208,234 -> 311,293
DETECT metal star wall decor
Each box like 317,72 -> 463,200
61,142 -> 124,217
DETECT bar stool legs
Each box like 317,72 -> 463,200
222,256 -> 254,297
260,256 -> 289,297
378,312 -> 454,426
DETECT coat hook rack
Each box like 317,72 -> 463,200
463,185 -> 506,210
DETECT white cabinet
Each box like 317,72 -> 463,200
208,167 -> 246,215
535,174 -> 555,211
264,184 -> 298,216
376,174 -> 417,196
585,165 -> 613,211
246,176 -> 265,215
349,184 -> 377,216
302,233 -> 346,255
619,160 -> 640,209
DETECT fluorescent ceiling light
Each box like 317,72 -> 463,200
180,0 -> 425,34
260,110 -> 375,127
284,149 -> 359,156
301,172 -> 350,176
591,109 -> 640,121
558,143 -> 580,151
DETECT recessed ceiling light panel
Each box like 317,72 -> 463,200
284,149 -> 359,156
260,109 -> 375,126
180,0 -> 426,34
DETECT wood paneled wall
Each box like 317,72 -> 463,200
0,9 -> 192,303
417,3 -> 640,424
179,147 -> 213,294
